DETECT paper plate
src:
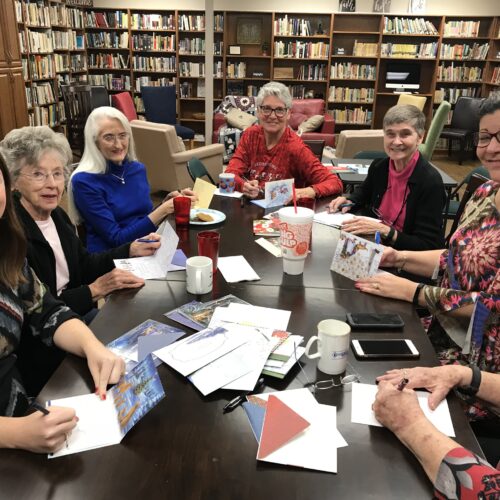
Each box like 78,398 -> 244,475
190,208 -> 226,225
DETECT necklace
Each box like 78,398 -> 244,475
111,173 -> 125,184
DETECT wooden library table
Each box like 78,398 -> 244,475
0,196 -> 481,500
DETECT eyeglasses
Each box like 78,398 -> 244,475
21,170 -> 65,184
259,105 -> 288,118
100,132 -> 129,145
473,131 -> 500,148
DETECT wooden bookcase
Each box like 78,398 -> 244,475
4,8 -> 500,142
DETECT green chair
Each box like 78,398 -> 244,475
353,150 -> 387,159
187,157 -> 216,185
418,100 -> 451,161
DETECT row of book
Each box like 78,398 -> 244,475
247,85 -> 262,97
134,77 -> 176,92
179,38 -> 205,55
54,53 -> 69,73
492,67 -> 500,85
274,41 -> 330,59
133,56 -> 176,73
383,16 -> 438,35
437,64 -> 482,82
52,31 -> 84,51
86,32 -> 129,50
274,16 -> 315,37
29,54 -> 55,80
213,61 -> 223,78
178,15 -> 205,32
19,1 -> 50,26
443,20 -> 481,38
84,11 -> 128,29
130,13 -> 175,31
380,42 -> 438,58
435,86 -> 481,104
214,15 -> 224,32
70,54 -> 87,73
327,86 -> 374,103
352,41 -> 378,57
327,106 -> 372,124
88,53 -> 129,70
25,82 -> 55,108
26,31 -> 53,54
226,62 -> 246,79
28,104 -> 59,127
287,84 -> 309,99
440,43 -> 489,61
297,63 -> 327,81
89,73 -> 131,91
330,62 -> 376,80
179,80 -> 206,98
133,34 -> 175,52
179,61 -> 205,77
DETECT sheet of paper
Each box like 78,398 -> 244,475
209,303 -> 291,331
250,199 -> 268,208
214,188 -> 243,198
314,211 -> 380,228
255,237 -> 282,257
351,383 -> 455,437
193,177 -> 217,208
338,163 -> 369,174
254,389 -> 338,473
188,340 -> 263,395
217,256 -> 261,283
137,331 -> 185,362
154,326 -> 250,376
264,179 -> 294,208
113,223 -> 179,279
262,347 -> 305,378
49,394 -> 122,458
330,231 -> 383,281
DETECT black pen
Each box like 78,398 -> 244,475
397,377 -> 409,391
30,400 -> 50,415
241,175 -> 265,198
223,377 -> 265,413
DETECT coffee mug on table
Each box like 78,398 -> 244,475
219,172 -> 236,193
304,319 -> 351,375
186,256 -> 213,294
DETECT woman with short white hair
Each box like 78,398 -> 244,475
69,107 -> 196,252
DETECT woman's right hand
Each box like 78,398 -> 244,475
328,196 -> 349,213
13,406 -> 78,453
242,179 -> 260,198
89,268 -> 145,301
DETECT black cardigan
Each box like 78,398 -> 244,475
15,196 -> 130,316
347,155 -> 446,251
15,197 -> 130,395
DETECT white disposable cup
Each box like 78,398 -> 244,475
186,256 -> 213,294
278,206 -> 314,275
219,173 -> 236,193
304,319 -> 351,375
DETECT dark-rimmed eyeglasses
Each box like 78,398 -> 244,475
473,131 -> 500,148
259,105 -> 288,118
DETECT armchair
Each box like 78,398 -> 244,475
130,120 -> 224,193
289,99 -> 335,148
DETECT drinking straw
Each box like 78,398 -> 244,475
292,183 -> 297,213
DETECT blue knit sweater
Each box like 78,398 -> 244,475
72,159 -> 156,252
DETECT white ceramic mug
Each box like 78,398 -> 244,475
186,256 -> 213,294
305,319 -> 351,375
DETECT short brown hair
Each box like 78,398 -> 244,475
0,152 -> 26,287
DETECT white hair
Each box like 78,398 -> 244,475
68,106 -> 137,223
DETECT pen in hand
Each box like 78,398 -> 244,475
137,238 -> 158,243
241,176 -> 264,198
397,377 -> 409,391
30,400 -> 50,416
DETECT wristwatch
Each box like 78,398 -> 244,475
457,365 -> 482,397
383,226 -> 395,243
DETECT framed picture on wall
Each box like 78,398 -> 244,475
236,18 -> 262,44
339,0 -> 356,12
372,0 -> 391,12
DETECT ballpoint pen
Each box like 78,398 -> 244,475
397,377 -> 409,391
241,176 -> 265,198
29,399 -> 50,416
375,231 -> 381,245
137,238 -> 159,243
222,378 -> 265,413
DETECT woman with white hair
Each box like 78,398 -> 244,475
225,81 -> 342,199
69,107 -> 196,252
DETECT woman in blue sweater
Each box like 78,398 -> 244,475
69,107 -> 196,252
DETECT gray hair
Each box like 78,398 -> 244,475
478,96 -> 500,120
383,104 -> 425,136
256,81 -> 292,109
0,125 -> 73,183
68,106 -> 136,223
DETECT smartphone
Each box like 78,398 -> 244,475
351,339 -> 419,359
346,313 -> 404,330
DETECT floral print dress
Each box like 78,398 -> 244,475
423,181 -> 500,420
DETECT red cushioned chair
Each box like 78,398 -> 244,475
111,91 -> 138,121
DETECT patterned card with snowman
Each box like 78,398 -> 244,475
330,231 -> 383,281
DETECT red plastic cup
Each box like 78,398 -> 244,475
197,231 -> 220,272
173,196 -> 191,227
297,197 -> 316,212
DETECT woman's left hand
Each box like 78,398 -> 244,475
295,187 -> 316,199
84,341 -> 125,399
180,188 -> 198,206
129,233 -> 161,256
342,217 -> 389,237
355,272 -> 416,302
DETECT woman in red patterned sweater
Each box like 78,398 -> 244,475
225,82 -> 342,200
